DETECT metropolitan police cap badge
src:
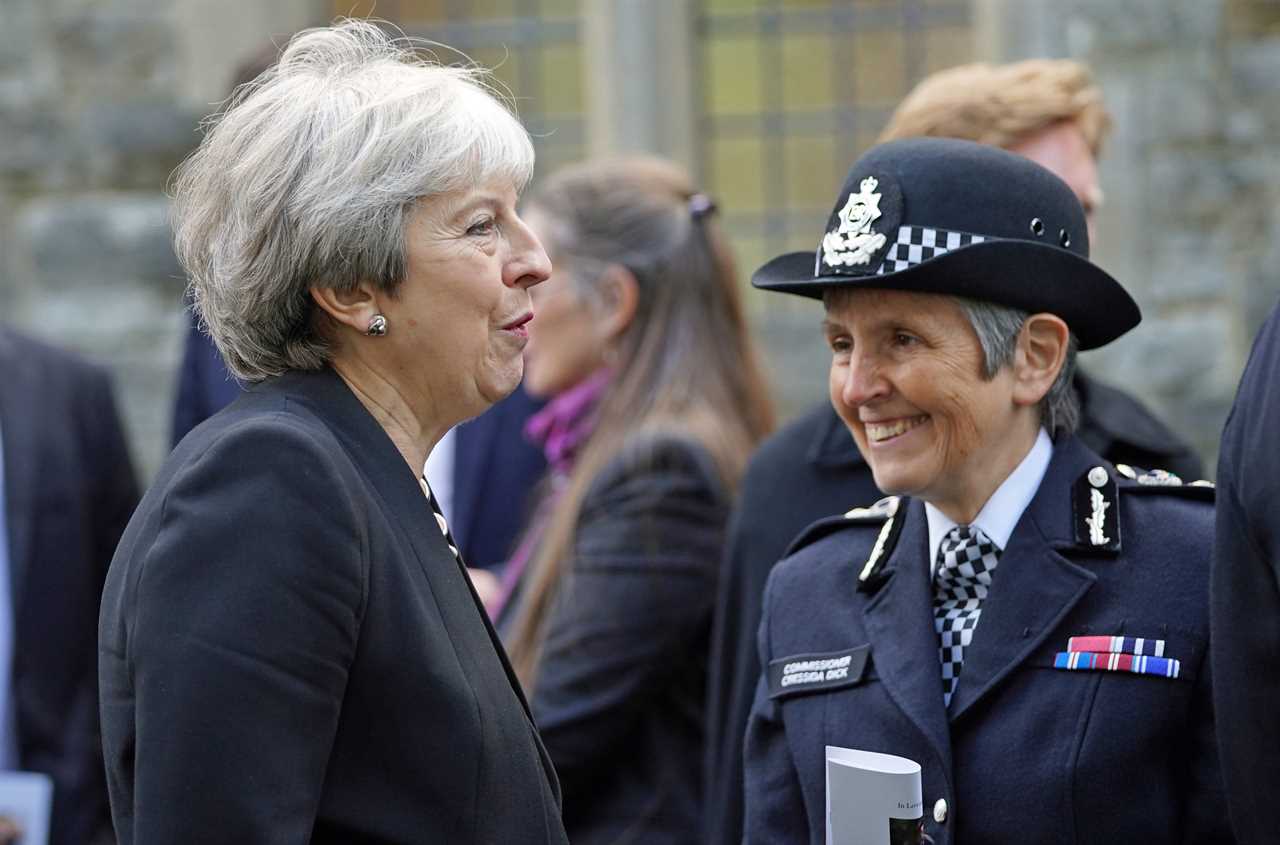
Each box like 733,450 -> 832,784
822,177 -> 887,269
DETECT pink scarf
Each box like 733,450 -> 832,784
489,369 -> 612,619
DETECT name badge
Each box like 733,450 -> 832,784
768,646 -> 870,700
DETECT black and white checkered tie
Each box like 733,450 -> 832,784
933,525 -> 1001,708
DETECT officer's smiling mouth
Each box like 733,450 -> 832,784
865,415 -> 929,443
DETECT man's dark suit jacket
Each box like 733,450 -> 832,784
1212,299 -> 1280,844
0,327 -> 139,845
100,367 -> 567,844
171,317 -> 545,570
452,385 -> 547,570
703,371 -> 1205,845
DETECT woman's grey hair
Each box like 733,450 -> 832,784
955,297 -> 1080,435
172,19 -> 535,381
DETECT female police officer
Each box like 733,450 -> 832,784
742,138 -> 1232,844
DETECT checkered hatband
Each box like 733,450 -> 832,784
933,524 -> 1001,708
877,225 -> 988,275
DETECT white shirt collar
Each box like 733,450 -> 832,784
925,428 -> 1053,577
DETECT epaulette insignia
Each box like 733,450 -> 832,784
1135,468 -> 1182,486
782,497 -> 904,579
1114,465 -> 1215,500
845,496 -> 899,521
856,496 -> 905,593
1073,465 -> 1121,554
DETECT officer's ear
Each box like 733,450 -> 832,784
1011,313 -> 1070,408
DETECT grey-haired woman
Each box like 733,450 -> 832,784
98,21 -> 565,843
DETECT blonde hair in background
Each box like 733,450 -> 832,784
505,157 -> 776,687
877,59 -> 1112,156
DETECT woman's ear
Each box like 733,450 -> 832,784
595,265 -> 640,343
311,282 -> 381,335
1012,313 -> 1070,408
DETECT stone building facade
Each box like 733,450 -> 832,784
1,0 -> 1276,479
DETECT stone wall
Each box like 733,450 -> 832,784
0,0 -> 322,479
4,0 -> 1277,480
980,0 -> 1280,470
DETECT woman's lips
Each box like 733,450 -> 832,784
865,415 -> 928,443
501,312 -> 533,338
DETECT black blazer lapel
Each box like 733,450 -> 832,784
270,369 -> 562,805
948,438 -> 1100,722
861,499 -> 953,775
0,331 -> 40,606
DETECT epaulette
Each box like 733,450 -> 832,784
1114,463 -> 1215,501
1073,464 -> 1214,554
781,496 -> 899,560
781,494 -> 902,561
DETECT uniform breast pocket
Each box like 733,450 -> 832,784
1050,619 -> 1204,686
1044,618 -> 1205,781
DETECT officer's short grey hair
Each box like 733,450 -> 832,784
172,19 -> 535,382
956,297 -> 1080,436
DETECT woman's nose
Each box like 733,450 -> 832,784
507,219 -> 552,289
839,353 -> 888,408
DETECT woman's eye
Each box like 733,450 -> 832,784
828,337 -> 852,354
893,332 -> 917,347
467,218 -> 496,237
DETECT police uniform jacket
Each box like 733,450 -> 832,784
743,434 -> 1231,845
704,373 -> 1203,845
99,368 -> 567,844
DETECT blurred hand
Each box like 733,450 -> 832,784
468,567 -> 501,610
0,815 -> 23,844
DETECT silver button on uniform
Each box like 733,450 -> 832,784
933,798 -> 948,824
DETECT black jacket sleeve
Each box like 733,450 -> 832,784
113,419 -> 366,842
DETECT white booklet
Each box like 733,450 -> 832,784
0,771 -> 53,845
825,746 -> 923,845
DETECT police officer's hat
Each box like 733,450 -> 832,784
752,137 -> 1140,350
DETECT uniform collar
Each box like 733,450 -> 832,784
925,427 -> 1053,575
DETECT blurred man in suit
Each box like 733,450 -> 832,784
703,59 -> 1205,845
0,325 -> 139,845
1212,299 -> 1280,843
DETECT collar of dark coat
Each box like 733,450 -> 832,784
806,401 -> 866,470
1073,370 -> 1189,459
800,435 -> 1116,592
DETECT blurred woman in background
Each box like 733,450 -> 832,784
499,157 -> 774,844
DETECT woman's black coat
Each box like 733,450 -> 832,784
99,368 -> 567,844
521,434 -> 729,845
